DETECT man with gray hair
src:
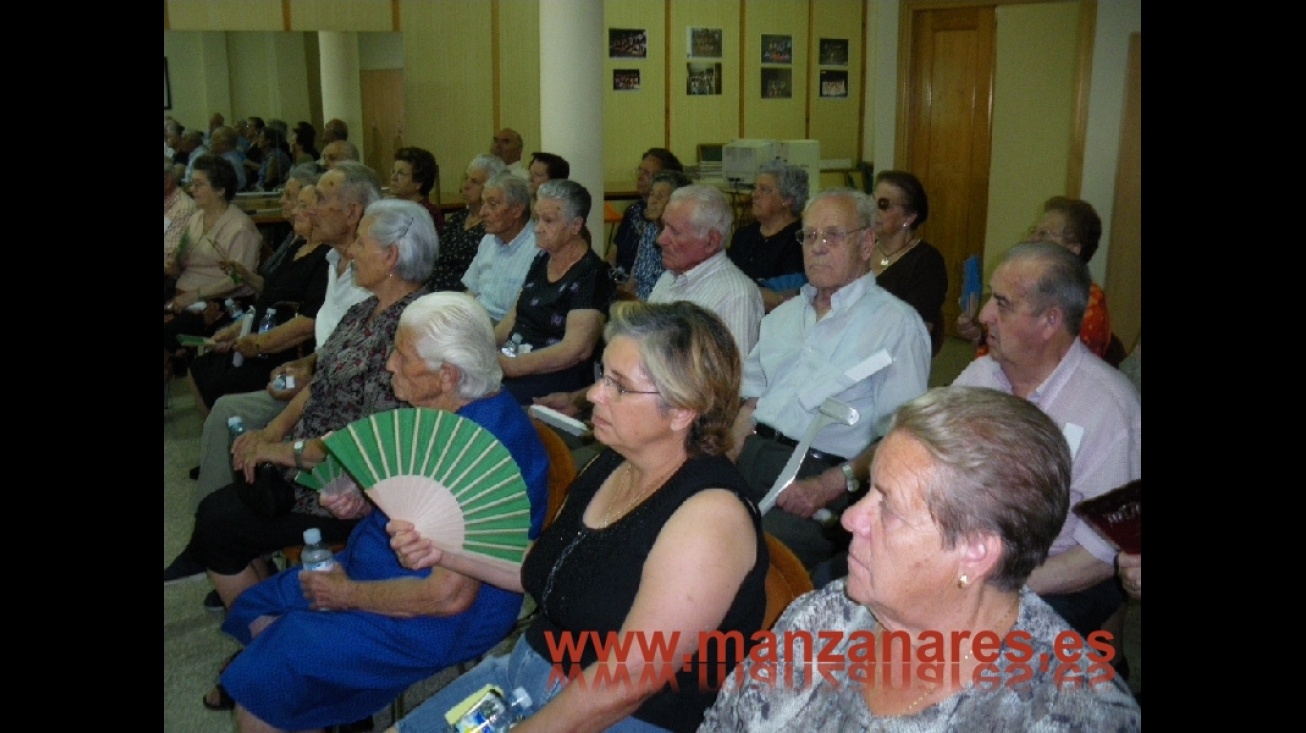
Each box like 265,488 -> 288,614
733,187 -> 930,575
461,172 -> 538,323
208,125 -> 247,191
950,241 -> 1140,638
491,127 -> 527,178
649,184 -> 763,356
180,162 -> 380,534
532,184 -> 761,422
322,140 -> 361,170
180,130 -> 209,185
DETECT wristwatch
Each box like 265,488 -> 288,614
292,439 -> 306,470
839,462 -> 859,493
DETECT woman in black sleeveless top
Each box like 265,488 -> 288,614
390,301 -> 769,733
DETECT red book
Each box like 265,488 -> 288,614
1072,479 -> 1141,554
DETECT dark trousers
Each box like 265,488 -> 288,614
736,434 -> 852,575
188,480 -> 358,575
1041,577 -> 1126,639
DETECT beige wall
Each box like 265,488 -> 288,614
164,30 -> 317,136
984,2 -> 1080,278
603,0 -> 669,182
164,0 -> 1139,288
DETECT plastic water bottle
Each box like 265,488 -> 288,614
301,528 -> 336,572
227,416 -> 246,441
447,686 -> 532,733
257,307 -> 278,341
223,298 -> 244,320
232,305 -> 256,367
500,333 -> 524,358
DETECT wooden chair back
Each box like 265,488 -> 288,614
762,532 -> 814,629
530,418 -> 577,531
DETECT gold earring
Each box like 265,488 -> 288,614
957,574 -> 969,589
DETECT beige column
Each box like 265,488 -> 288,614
539,1 -> 604,250
318,32 -> 365,164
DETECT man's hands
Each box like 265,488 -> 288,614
1117,552 -> 1141,600
776,469 -> 845,519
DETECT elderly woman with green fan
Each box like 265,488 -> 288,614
217,291 -> 551,733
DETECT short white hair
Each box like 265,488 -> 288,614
397,292 -> 503,400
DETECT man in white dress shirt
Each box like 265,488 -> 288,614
734,187 -> 931,574
461,172 -> 538,323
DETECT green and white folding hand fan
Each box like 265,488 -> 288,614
295,452 -> 358,498
320,407 -> 532,577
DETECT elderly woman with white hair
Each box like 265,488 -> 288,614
179,200 -> 437,628
701,386 -> 1141,731
214,291 -> 551,733
496,178 -> 614,404
726,162 -> 808,312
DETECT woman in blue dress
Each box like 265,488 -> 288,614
218,291 -> 550,733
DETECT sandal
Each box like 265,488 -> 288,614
202,683 -> 234,711
202,650 -> 241,711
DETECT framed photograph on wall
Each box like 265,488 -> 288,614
761,68 -> 792,99
819,38 -> 849,67
688,28 -> 723,59
687,63 -> 723,96
164,57 -> 172,110
614,69 -> 641,92
761,34 -> 792,64
820,70 -> 849,99
609,29 -> 647,59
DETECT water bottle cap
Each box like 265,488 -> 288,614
303,527 -> 322,545
510,686 -> 532,709
227,416 -> 244,428
266,307 -> 277,314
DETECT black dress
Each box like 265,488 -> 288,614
501,249 -> 614,404
522,449 -> 769,732
874,240 -> 948,356
188,242 -> 331,408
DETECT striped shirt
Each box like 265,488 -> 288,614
461,225 -> 539,322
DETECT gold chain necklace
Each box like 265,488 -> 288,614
603,460 -> 680,528
878,237 -> 918,268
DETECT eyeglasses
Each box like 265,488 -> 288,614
595,365 -> 660,399
1026,225 -> 1073,244
797,226 -> 870,247
876,198 -> 898,211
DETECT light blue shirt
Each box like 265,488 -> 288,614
743,272 -> 930,458
461,225 -> 539,322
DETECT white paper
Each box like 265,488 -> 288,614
843,349 -> 892,383
1062,423 -> 1084,460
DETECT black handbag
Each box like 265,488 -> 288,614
234,463 -> 297,518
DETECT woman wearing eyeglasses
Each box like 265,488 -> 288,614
389,301 -> 769,733
870,170 -> 948,356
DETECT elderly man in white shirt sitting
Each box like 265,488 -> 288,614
460,172 -> 538,324
732,187 -> 931,576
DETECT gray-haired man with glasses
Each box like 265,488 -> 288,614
732,187 -> 930,578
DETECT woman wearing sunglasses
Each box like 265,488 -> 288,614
869,170 -> 948,356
